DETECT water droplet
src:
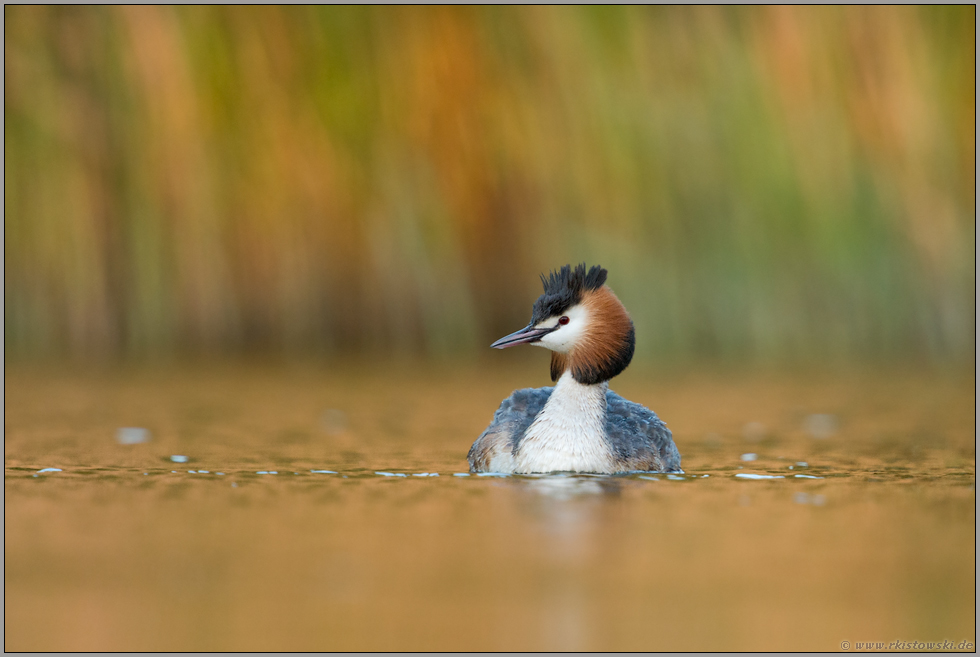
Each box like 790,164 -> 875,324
116,427 -> 150,445
742,421 -> 767,441
320,409 -> 348,436
803,414 -> 838,439
702,432 -> 723,447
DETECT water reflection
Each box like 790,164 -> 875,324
521,475 -> 612,501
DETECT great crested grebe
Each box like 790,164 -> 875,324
468,263 -> 681,475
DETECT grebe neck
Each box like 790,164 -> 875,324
514,371 -> 614,474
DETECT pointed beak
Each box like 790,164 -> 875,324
490,323 -> 557,349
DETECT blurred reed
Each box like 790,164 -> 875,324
4,6 -> 975,363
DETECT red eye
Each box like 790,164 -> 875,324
558,316 -> 570,326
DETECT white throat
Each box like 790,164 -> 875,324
514,371 -> 614,474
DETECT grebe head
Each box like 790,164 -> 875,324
491,263 -> 635,385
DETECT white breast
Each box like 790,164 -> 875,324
514,372 -> 616,474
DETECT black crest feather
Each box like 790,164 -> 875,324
531,263 -> 607,324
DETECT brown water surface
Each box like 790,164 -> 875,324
4,362 -> 976,651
